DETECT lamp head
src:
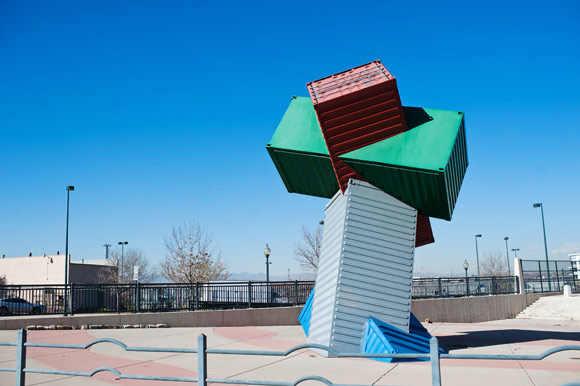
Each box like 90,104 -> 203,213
475,234 -> 482,238
533,203 -> 541,208
504,236 -> 509,241
463,259 -> 469,270
66,186 -> 75,191
264,243 -> 271,258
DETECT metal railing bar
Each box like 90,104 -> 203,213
24,367 -> 199,382
0,368 -> 16,372
0,343 -> 17,347
206,376 -> 368,386
441,345 -> 580,360
25,339 -> 197,353
207,343 -> 338,356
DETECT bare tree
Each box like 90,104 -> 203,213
294,225 -> 322,272
161,222 -> 229,283
0,275 -> 6,285
97,247 -> 158,283
480,251 -> 508,277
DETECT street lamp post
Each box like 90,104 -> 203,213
63,186 -> 74,316
504,237 -> 511,274
474,234 -> 482,276
264,244 -> 271,303
511,248 -> 520,258
463,260 -> 469,296
118,241 -> 128,282
533,203 -> 551,291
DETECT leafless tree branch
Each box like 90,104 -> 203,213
97,247 -> 158,283
481,251 -> 508,277
161,221 -> 229,283
294,225 -> 322,273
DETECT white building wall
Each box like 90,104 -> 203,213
0,255 -> 68,285
0,255 -> 112,285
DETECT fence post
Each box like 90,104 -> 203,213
247,281 -> 252,308
555,262 -> 560,291
538,261 -> 543,292
466,277 -> 469,296
16,329 -> 27,386
438,278 -> 442,298
70,283 -> 75,316
195,282 -> 199,310
491,277 -> 496,295
294,280 -> 299,306
116,285 -> 120,315
430,336 -> 441,386
136,282 -> 141,313
198,334 -> 207,386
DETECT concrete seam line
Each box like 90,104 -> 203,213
220,351 -> 304,380
372,363 -> 399,385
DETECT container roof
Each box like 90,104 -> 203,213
267,96 -> 329,155
340,107 -> 464,172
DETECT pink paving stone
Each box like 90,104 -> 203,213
27,330 -> 197,386
213,327 -> 302,351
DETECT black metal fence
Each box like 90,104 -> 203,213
0,281 -> 316,316
412,276 -> 519,299
0,276 -> 521,317
520,259 -> 578,293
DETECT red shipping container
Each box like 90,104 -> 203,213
416,215 -> 435,247
307,60 -> 409,193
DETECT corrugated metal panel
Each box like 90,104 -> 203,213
307,191 -> 348,351
416,215 -> 434,247
298,288 -> 314,336
444,119 -> 468,218
308,179 -> 417,354
340,109 -> 468,221
307,61 -> 408,193
362,315 -> 444,363
266,147 -> 338,198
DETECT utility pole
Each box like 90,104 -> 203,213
103,244 -> 111,259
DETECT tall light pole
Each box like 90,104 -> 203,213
118,241 -> 128,282
63,185 -> 74,316
533,203 -> 551,291
511,248 -> 520,258
264,244 -> 271,303
504,237 -> 511,274
474,234 -> 482,276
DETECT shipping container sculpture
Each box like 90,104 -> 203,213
266,60 -> 468,359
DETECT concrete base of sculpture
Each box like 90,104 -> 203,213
307,179 -> 418,355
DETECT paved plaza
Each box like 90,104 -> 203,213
0,316 -> 579,386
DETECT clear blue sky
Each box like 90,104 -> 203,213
1,1 -> 579,278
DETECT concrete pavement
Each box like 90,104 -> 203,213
0,318 -> 579,386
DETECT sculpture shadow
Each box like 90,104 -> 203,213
438,329 -> 580,350
402,107 -> 432,130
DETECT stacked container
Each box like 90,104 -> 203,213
307,60 -> 408,193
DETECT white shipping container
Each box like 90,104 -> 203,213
308,179 -> 417,354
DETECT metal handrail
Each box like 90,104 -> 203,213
1,329 -> 579,386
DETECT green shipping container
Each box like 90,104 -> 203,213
266,97 -> 468,221
340,107 -> 468,221
266,96 -> 338,199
